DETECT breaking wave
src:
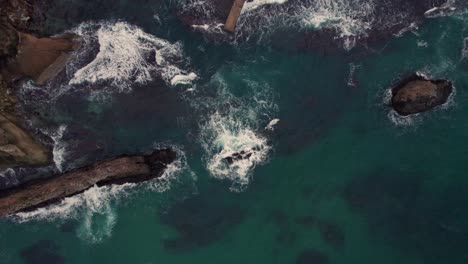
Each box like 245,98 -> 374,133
181,0 -> 457,50
198,70 -> 277,191
12,146 -> 193,243
70,21 -> 195,89
20,21 -> 196,102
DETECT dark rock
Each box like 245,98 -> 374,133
296,249 -> 329,264
20,240 -> 65,264
0,149 -> 176,217
159,196 -> 246,251
223,148 -> 256,165
391,74 -> 453,115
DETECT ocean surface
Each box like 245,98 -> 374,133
1,0 -> 468,263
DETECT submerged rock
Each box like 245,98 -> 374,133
296,249 -> 329,264
20,240 -> 65,264
0,148 -> 176,217
391,74 -> 452,116
159,195 -> 245,251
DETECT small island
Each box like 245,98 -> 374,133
391,74 -> 453,116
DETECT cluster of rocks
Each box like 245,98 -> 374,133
0,0 -> 177,217
0,0 -> 81,168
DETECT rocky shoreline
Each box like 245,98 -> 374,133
0,0 -> 176,217
0,0 -> 80,168
0,148 -> 176,218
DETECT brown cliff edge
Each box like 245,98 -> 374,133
0,148 -> 176,218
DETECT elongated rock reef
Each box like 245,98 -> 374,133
0,148 -> 176,218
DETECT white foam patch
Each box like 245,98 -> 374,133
12,146 -> 194,242
171,72 -> 198,86
265,118 -> 280,130
424,1 -> 458,18
69,21 -> 193,92
299,0 -> 375,49
201,112 -> 271,191
14,183 -> 134,243
197,72 -> 277,191
51,125 -> 67,172
242,0 -> 289,13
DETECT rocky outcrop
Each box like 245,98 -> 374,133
3,32 -> 79,85
0,149 -> 176,217
0,0 -> 82,169
391,74 -> 453,116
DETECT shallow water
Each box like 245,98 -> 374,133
1,0 -> 468,263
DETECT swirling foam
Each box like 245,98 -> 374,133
70,21 -> 195,90
197,71 -> 277,191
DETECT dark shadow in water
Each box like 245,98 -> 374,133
159,195 -> 246,252
296,249 -> 329,264
295,216 -> 345,250
266,210 -> 297,246
343,170 -> 468,263
20,240 -> 65,264
59,220 -> 78,234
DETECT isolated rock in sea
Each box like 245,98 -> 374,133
391,74 -> 452,116
0,148 -> 176,217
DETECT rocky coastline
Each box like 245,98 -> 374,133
0,0 -> 177,217
0,0 -> 79,168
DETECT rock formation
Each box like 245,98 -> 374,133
391,74 -> 453,116
0,149 -> 176,217
0,0 -> 80,168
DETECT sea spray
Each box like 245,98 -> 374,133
197,70 -> 277,191
69,21 -> 194,89
12,146 -> 193,242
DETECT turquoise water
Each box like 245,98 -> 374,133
1,1 -> 468,264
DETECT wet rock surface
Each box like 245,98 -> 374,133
391,74 -> 453,115
0,148 -> 176,217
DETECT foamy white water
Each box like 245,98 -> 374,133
52,125 -> 67,172
197,71 -> 277,191
201,112 -> 271,190
12,146 -> 193,242
69,21 -> 194,92
171,72 -> 198,86
242,0 -> 289,13
265,118 -> 280,130
300,0 -> 375,49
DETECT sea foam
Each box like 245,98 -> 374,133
197,71 -> 277,191
69,21 -> 193,91
12,146 -> 193,242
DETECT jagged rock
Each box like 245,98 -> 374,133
0,148 -> 177,217
391,74 -> 453,115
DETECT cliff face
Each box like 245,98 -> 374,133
0,149 -> 177,217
